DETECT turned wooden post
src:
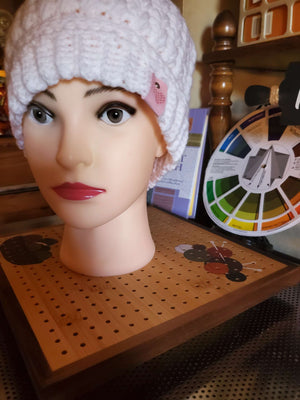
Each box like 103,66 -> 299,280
208,10 -> 236,151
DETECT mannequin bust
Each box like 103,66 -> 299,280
22,78 -> 166,275
5,0 -> 196,276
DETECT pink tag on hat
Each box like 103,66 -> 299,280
144,73 -> 168,116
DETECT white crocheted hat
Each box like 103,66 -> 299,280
5,0 -> 196,187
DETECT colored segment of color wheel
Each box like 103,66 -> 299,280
203,106 -> 300,236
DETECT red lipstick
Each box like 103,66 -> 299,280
52,182 -> 106,200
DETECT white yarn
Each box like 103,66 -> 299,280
5,0 -> 196,187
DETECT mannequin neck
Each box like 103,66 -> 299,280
59,193 -> 155,276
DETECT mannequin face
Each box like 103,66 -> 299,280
22,78 -> 166,229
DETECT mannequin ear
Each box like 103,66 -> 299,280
155,134 -> 167,158
139,95 -> 167,158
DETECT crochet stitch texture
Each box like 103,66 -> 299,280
5,0 -> 196,187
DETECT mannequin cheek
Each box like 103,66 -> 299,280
22,118 -> 41,160
22,118 -> 29,159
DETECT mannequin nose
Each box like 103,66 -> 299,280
56,128 -> 93,170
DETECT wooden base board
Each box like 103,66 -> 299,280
0,207 -> 299,399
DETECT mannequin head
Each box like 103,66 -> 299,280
5,0 -> 196,276
22,78 -> 166,229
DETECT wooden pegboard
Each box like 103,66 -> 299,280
0,207 -> 299,399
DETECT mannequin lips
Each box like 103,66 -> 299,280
52,182 -> 106,200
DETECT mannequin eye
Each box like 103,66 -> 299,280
27,102 -> 54,125
97,102 -> 136,126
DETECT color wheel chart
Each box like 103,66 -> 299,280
203,106 -> 300,236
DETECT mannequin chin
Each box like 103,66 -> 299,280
22,78 -> 166,276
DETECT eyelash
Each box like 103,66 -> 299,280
96,101 -> 136,125
27,102 -> 55,125
26,100 -> 136,126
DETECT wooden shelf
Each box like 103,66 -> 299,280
0,136 -> 34,186
201,10 -> 300,151
203,36 -> 300,71
0,136 -> 54,223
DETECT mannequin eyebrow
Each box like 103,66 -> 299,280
39,85 -> 126,101
41,89 -> 56,100
84,86 -> 126,97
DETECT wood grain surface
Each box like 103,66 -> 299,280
0,207 -> 299,399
